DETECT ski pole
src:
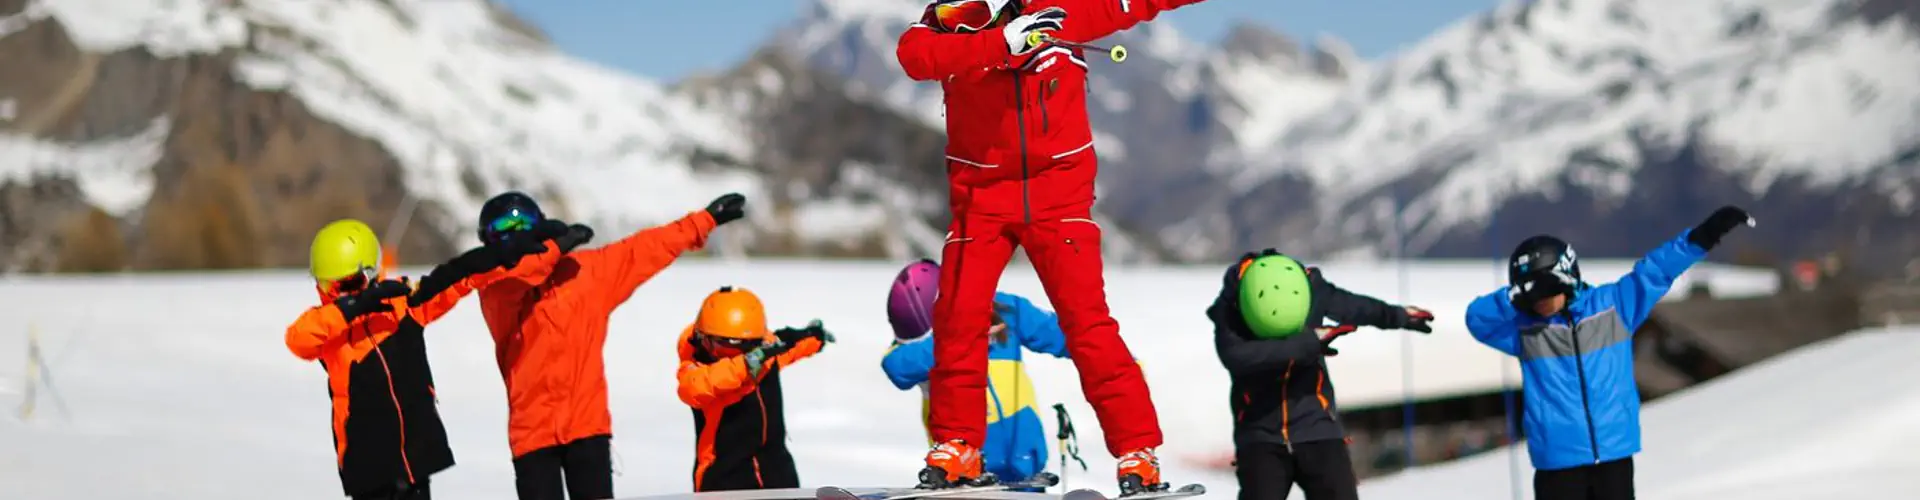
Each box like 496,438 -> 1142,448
1052,403 -> 1088,490
1027,32 -> 1128,63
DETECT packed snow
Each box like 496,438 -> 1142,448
1360,325 -> 1920,500
0,258 -> 1793,499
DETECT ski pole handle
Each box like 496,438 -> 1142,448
1026,32 -> 1128,63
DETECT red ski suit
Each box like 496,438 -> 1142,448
897,0 -> 1204,457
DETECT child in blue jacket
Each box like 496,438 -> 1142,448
881,259 -> 1068,488
1465,206 -> 1752,500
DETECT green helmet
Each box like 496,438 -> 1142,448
1238,254 -> 1313,339
309,219 -> 383,283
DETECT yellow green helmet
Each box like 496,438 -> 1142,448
309,219 -> 383,283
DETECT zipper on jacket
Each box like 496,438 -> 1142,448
1564,310 -> 1601,463
1281,360 -> 1294,453
1014,73 -> 1032,225
373,343 -> 417,483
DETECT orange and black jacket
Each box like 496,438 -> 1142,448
1206,250 -> 1415,449
479,211 -> 716,459
285,243 -> 559,495
676,326 -> 823,492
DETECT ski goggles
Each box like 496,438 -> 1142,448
482,208 -> 543,245
924,0 -> 1008,33
319,266 -> 377,297
696,331 -> 763,350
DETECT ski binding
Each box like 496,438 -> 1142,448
1062,483 -> 1205,500
816,472 -> 1060,500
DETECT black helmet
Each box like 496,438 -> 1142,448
1508,234 -> 1582,298
478,191 -> 545,244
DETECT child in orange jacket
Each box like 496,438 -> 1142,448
676,286 -> 835,492
287,218 -> 566,500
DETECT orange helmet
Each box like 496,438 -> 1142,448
696,286 -> 770,341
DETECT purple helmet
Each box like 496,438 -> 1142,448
888,259 -> 941,341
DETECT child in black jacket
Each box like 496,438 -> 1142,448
1208,249 -> 1435,500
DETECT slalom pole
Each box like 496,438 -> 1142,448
1394,189 -> 1416,469
1485,172 -> 1521,500
1027,32 -> 1128,63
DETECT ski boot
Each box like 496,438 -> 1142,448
917,439 -> 997,489
1116,447 -> 1171,497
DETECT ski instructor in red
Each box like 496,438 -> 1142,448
897,0 -> 1208,495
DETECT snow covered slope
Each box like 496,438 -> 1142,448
1361,325 -> 1920,500
0,260 -> 1780,499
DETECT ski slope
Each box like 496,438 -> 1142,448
0,259 -> 1784,499
1360,325 -> 1920,500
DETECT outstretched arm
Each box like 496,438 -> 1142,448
587,211 -> 716,304
1465,289 -> 1523,356
1050,0 -> 1206,43
285,305 -> 351,361
881,338 -> 936,390
897,21 -> 1015,81
1210,300 -> 1323,374
1595,229 -> 1708,331
1311,271 -> 1411,329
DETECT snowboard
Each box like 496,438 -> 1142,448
815,472 -> 1060,500
1061,483 -> 1206,500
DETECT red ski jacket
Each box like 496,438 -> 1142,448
897,0 -> 1203,217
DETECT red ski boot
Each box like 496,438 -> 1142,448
918,439 -> 994,488
1116,447 -> 1171,496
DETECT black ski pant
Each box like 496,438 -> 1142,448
513,434 -> 614,500
1233,439 -> 1359,500
1534,457 -> 1634,500
351,479 -> 430,500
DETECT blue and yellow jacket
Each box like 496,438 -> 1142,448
880,292 -> 1068,483
1465,230 -> 1705,471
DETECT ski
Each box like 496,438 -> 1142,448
1061,483 -> 1206,500
816,472 -> 1060,500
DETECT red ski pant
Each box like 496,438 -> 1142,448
927,207 -> 1163,458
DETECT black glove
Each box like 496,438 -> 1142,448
774,320 -> 836,346
1399,306 -> 1435,333
334,279 -> 411,321
556,223 -> 594,253
705,193 -> 746,226
1686,205 -> 1754,251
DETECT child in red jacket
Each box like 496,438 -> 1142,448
896,0 -> 1212,495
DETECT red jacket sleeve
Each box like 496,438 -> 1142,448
897,23 -> 1016,81
1050,0 -> 1204,43
408,242 -> 563,326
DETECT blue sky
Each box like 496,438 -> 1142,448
496,0 -> 1502,82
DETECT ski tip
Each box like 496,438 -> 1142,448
1745,216 -> 1757,227
1030,472 -> 1061,486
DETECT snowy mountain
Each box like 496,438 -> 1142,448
0,0 -> 1175,272
771,0 -> 1920,263
1208,0 -> 1920,262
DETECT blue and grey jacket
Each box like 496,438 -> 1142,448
881,292 -> 1069,483
1465,230 -> 1706,471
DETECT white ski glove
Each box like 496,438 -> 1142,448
1002,7 -> 1066,56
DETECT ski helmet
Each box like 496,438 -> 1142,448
1237,253 -> 1314,339
309,219 -> 383,289
1508,234 -> 1583,298
696,286 -> 770,343
888,259 -> 941,341
478,191 -> 545,245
